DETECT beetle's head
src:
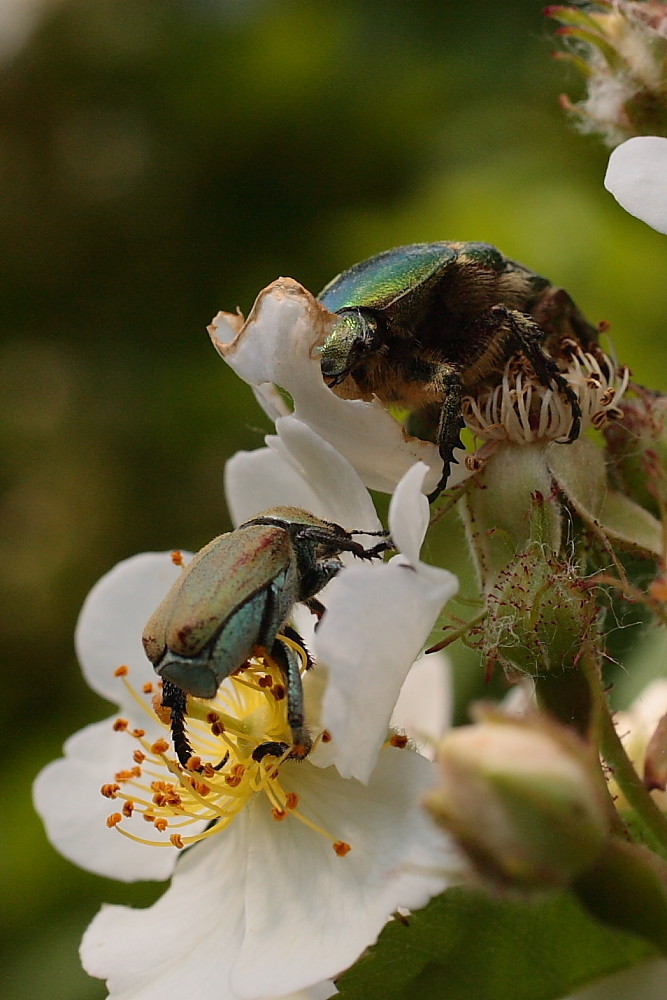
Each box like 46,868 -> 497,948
317,309 -> 379,387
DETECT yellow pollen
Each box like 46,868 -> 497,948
100,656 -> 352,856
170,550 -> 185,567
114,665 -> 129,678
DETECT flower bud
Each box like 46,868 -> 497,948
484,544 -> 599,678
424,710 -> 609,890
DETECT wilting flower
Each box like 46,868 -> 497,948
605,134 -> 667,233
33,511 -> 462,999
209,277 -> 462,497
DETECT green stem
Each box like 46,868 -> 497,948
581,648 -> 667,860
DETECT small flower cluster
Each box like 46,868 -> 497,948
33,115 -> 667,1000
548,1 -> 667,146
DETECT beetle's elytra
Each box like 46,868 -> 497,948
143,506 -> 389,767
317,241 -> 600,500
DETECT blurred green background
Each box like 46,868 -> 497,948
3,1 -> 667,997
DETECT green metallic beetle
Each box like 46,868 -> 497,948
317,241 -> 600,500
142,506 -> 389,767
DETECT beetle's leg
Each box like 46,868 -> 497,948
161,679 -> 200,770
428,364 -> 465,503
303,595 -> 327,620
492,304 -> 582,445
271,635 -> 312,759
281,622 -> 315,669
252,741 -> 290,763
298,529 -> 392,564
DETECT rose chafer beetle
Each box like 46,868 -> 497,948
317,241 -> 600,500
142,506 -> 389,767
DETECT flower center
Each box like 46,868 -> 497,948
101,653 -> 351,856
462,341 -> 629,459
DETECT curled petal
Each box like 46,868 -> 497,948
604,136 -> 667,234
210,279 -> 443,494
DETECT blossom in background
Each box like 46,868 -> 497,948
33,470 -> 462,999
605,134 -> 667,233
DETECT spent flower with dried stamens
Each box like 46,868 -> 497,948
548,1 -> 667,145
462,339 -> 628,460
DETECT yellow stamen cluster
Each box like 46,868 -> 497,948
462,341 -> 629,459
101,655 -> 351,856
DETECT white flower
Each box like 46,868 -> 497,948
209,277 -> 468,496
222,419 -> 459,784
604,135 -> 667,234
33,543 -> 461,1000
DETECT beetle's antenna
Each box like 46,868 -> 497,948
161,679 -> 200,771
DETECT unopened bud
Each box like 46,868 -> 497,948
425,709 -> 609,890
484,544 -> 599,678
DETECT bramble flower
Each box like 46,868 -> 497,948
223,418 -> 458,784
33,508 -> 462,999
605,134 -> 667,233
208,277 -> 464,497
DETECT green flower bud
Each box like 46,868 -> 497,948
424,710 -> 610,890
484,543 -> 599,678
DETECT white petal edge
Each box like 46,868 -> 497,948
388,461 -> 431,565
209,279 -> 444,494
33,718 -> 179,882
224,417 -> 381,534
391,651 -> 452,758
318,556 -> 458,783
76,552 -> 189,703
604,136 -> 667,234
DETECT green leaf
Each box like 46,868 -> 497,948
336,887 -> 653,1000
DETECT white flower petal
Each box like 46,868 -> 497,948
224,445 -> 323,528
76,552 -> 188,703
391,651 -> 452,757
81,826 -> 249,1000
210,279 -> 443,494
33,718 -> 178,882
80,750 -> 457,1000
388,462 -> 430,564
225,418 -> 381,534
235,749 -> 453,997
604,136 -> 667,234
318,557 -> 458,783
